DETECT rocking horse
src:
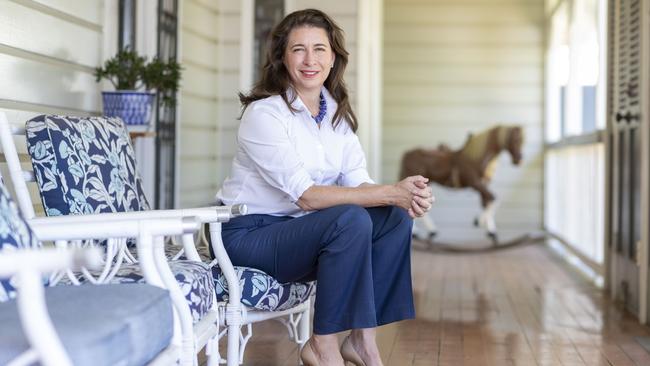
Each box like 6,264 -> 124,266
400,125 -> 524,244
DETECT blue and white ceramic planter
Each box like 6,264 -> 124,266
101,91 -> 155,125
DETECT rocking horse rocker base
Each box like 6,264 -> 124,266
412,231 -> 548,254
412,202 -> 547,254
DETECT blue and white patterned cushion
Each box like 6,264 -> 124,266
212,266 -> 314,312
0,183 -> 42,303
25,115 -> 150,216
60,261 -> 215,323
168,246 -> 314,311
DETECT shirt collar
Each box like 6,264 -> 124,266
287,86 -> 337,119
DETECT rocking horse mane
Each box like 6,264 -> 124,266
460,125 -> 511,164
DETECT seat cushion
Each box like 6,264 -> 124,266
60,260 -> 215,323
25,115 -> 150,216
0,284 -> 172,366
132,243 -> 312,312
212,265 -> 314,311
162,243 -> 212,262
129,242 -> 212,262
0,182 -> 42,303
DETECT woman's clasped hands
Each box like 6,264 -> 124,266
394,175 -> 434,218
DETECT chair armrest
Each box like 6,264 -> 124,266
29,207 -> 244,263
29,216 -> 200,241
28,205 -> 247,226
28,216 -> 201,292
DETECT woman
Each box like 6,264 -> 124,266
217,9 -> 433,366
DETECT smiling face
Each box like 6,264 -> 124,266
283,26 -> 335,96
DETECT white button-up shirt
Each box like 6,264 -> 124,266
216,87 -> 374,217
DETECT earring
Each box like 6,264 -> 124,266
331,64 -> 334,69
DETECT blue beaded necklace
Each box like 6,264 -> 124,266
312,92 -> 327,124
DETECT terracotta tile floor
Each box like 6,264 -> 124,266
206,241 -> 650,365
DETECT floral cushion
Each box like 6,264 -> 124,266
25,115 -> 149,216
165,245 -> 313,311
60,260 -> 215,323
168,245 -> 313,311
162,243 -> 212,262
128,242 -> 212,262
0,183 -> 42,302
212,266 -> 314,312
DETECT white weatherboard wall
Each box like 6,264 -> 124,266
217,0 -> 246,196
383,0 -> 545,243
179,0 -> 221,207
177,0 -> 244,207
0,0 -> 107,214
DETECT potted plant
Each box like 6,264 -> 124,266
94,48 -> 182,126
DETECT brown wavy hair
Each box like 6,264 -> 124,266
238,9 -> 358,132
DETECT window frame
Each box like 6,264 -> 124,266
545,0 -> 607,149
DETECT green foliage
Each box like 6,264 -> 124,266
143,57 -> 183,107
94,48 -> 182,107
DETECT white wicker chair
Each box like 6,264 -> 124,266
0,112 -> 314,366
0,176 -> 204,365
0,112 -> 221,365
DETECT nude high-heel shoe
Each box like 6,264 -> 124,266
340,336 -> 366,366
300,339 -> 319,366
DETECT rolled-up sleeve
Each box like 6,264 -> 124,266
339,129 -> 375,187
238,104 -> 315,201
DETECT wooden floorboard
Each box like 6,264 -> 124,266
204,241 -> 650,365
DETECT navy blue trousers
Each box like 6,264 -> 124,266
220,204 -> 415,335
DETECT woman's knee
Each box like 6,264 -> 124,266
320,204 -> 373,246
331,204 -> 372,231
386,205 -> 413,230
